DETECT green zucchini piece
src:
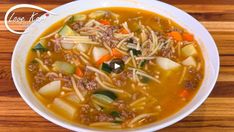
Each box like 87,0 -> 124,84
58,25 -> 77,36
73,14 -> 87,21
128,48 -> 142,56
139,60 -> 148,68
113,120 -> 123,124
101,63 -> 112,73
92,94 -> 114,104
110,111 -> 120,117
32,39 -> 48,52
89,10 -> 107,19
140,76 -> 150,83
52,61 -> 75,75
94,90 -> 117,100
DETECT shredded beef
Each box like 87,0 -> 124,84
34,71 -> 46,84
99,26 -> 120,48
79,104 -> 114,124
28,62 -> 39,72
113,100 -> 136,120
71,21 -> 84,31
41,54 -> 53,65
46,72 -> 58,81
94,113 -> 114,122
77,78 -> 97,91
184,80 -> 198,89
53,38 -> 62,53
184,67 -> 203,89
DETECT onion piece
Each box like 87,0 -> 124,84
38,81 -> 61,98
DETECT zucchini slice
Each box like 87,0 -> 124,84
32,39 -> 48,52
73,14 -> 87,21
101,63 -> 112,73
58,25 -> 78,36
94,90 -> 117,100
52,61 -> 76,75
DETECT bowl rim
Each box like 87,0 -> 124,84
11,0 -> 220,132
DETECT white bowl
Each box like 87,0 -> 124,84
11,0 -> 220,131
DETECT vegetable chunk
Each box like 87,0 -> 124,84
38,81 -> 61,98
182,44 -> 197,57
156,57 -> 181,70
182,56 -> 196,67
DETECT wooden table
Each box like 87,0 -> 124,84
0,0 -> 234,131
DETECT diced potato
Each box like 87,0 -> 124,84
89,10 -> 107,19
38,81 -> 61,98
156,57 -> 181,70
182,56 -> 196,67
76,43 -> 90,52
73,14 -> 87,21
92,47 -> 109,62
58,25 -> 77,36
61,43 -> 75,50
182,44 -> 197,57
53,98 -> 77,119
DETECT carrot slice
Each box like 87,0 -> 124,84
96,54 -> 112,66
76,67 -> 84,77
112,48 -> 123,58
99,20 -> 110,25
168,31 -> 182,41
119,28 -> 129,34
182,33 -> 194,42
179,89 -> 189,98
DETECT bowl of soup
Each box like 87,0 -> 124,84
11,0 -> 219,131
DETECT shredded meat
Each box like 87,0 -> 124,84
94,113 -> 114,122
79,104 -> 114,124
113,78 -> 126,87
77,78 -> 97,91
71,21 -> 84,31
113,100 -> 136,120
184,80 -> 198,89
160,47 -> 175,59
46,72 -> 58,81
41,54 -> 53,65
99,26 -> 120,48
79,105 -> 92,124
62,76 -> 73,88
120,70 -> 133,79
184,67 -> 203,89
28,62 -> 39,72
34,71 -> 46,84
53,38 -> 62,53
111,70 -> 132,87
64,52 -> 75,62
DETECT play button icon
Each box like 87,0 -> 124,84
110,58 -> 125,74
114,63 -> 120,69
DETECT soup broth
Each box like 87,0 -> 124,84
26,7 -> 204,129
